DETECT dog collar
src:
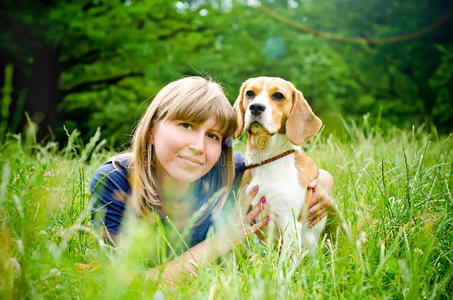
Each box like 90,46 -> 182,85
245,149 -> 296,170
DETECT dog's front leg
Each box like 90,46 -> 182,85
276,215 -> 303,261
300,217 -> 327,255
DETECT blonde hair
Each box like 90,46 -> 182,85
121,76 -> 237,225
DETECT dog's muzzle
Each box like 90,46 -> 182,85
249,103 -> 266,116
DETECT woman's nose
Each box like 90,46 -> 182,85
189,132 -> 205,153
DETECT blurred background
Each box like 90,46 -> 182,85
1,0 -> 452,148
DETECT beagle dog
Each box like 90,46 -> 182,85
233,76 -> 326,255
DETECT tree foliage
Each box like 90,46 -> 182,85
1,0 -> 452,146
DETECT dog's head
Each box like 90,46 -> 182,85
233,77 -> 322,146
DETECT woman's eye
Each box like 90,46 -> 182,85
179,123 -> 193,129
208,133 -> 221,141
272,92 -> 285,101
245,90 -> 255,99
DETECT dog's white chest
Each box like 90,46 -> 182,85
248,154 -> 306,228
246,150 -> 327,255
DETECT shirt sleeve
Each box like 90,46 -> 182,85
89,161 -> 130,234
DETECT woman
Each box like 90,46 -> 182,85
90,76 -> 334,282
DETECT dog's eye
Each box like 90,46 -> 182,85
272,92 -> 285,101
245,90 -> 255,99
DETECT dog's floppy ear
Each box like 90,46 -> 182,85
286,90 -> 322,145
232,80 -> 249,138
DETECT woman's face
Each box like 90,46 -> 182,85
151,115 -> 223,184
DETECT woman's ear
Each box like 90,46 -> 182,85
286,90 -> 322,145
233,80 -> 250,138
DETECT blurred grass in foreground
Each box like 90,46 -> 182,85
0,119 -> 452,299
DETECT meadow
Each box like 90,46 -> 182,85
0,119 -> 452,299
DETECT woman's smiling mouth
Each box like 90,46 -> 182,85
177,155 -> 204,166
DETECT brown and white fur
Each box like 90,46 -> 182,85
234,76 -> 326,256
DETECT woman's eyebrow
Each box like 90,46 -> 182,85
173,119 -> 223,133
208,127 -> 222,135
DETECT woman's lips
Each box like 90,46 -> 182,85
177,155 -> 204,166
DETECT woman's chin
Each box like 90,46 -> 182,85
167,166 -> 205,184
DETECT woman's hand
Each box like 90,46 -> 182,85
222,184 -> 269,243
239,184 -> 269,237
307,169 -> 334,228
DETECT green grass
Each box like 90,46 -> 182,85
0,120 -> 452,299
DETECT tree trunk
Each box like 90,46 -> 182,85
23,41 -> 61,140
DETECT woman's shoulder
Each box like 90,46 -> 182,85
90,156 -> 132,234
90,156 -> 131,194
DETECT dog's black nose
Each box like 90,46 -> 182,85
249,103 -> 266,116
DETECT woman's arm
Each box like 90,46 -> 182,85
147,185 -> 268,283
307,169 -> 342,232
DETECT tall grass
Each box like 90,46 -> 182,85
0,119 -> 451,299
